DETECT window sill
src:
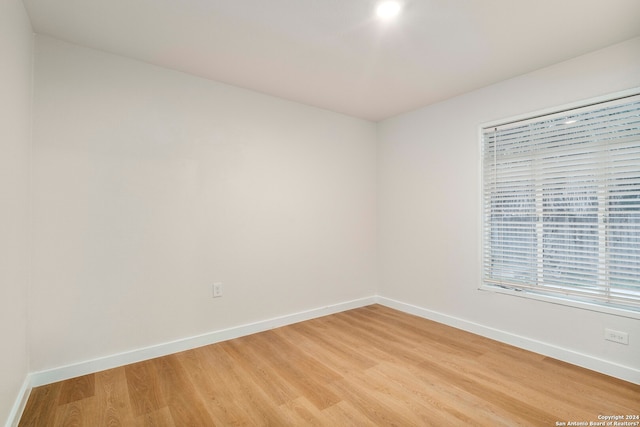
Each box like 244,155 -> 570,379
479,284 -> 640,320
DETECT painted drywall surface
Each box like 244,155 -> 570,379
378,37 -> 640,371
31,36 -> 377,371
0,0 -> 32,423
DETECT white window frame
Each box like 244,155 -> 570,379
479,88 -> 640,320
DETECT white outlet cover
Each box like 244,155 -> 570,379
213,282 -> 223,298
604,328 -> 629,345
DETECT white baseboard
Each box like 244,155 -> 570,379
376,296 -> 640,385
5,377 -> 31,427
28,296 -> 377,388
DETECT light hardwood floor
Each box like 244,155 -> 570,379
19,305 -> 640,426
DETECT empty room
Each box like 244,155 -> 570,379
2,0 -> 640,425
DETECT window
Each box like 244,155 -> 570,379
481,91 -> 640,314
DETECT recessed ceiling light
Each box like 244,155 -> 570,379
376,1 -> 403,20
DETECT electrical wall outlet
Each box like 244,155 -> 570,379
604,328 -> 628,345
212,282 -> 223,298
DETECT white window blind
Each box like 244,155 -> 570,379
482,93 -> 640,312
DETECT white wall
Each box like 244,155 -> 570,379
378,37 -> 640,379
0,0 -> 32,424
22,23 -> 640,394
31,36 -> 377,372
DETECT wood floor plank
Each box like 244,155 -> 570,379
152,354 -> 214,426
172,347 -> 236,425
286,320 -> 377,372
267,329 -> 344,385
349,306 -> 483,355
18,382 -> 63,427
133,407 -> 175,427
328,374 -> 419,426
240,331 -> 343,410
320,400 -> 379,426
18,305 -> 640,426
475,350 -> 607,419
330,311 -> 438,367
278,397 -> 324,426
53,396 -> 99,427
94,367 -> 135,427
57,374 -> 95,406
177,344 -> 283,425
52,401 -> 83,427
219,337 -> 301,406
124,360 -> 167,417
538,357 -> 640,410
275,321 -> 376,377
370,361 -> 508,426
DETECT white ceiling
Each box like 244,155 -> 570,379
23,0 -> 640,121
